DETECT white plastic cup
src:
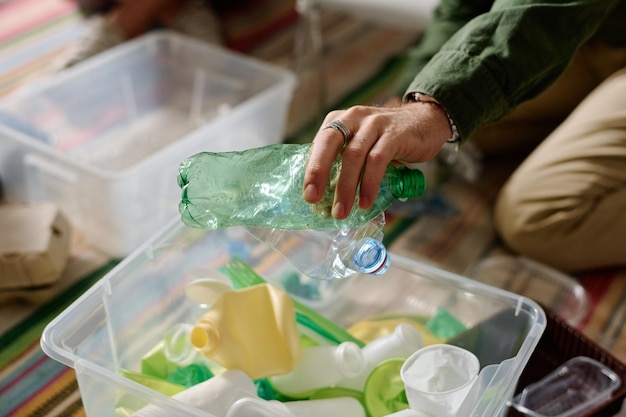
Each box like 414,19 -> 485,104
269,341 -> 365,398
226,396 -> 366,417
340,323 -> 424,390
400,344 -> 480,417
130,369 -> 258,417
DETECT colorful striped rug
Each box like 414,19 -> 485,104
0,261 -> 117,417
1,1 -> 626,416
0,0 -> 85,98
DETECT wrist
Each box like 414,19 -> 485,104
409,92 -> 460,143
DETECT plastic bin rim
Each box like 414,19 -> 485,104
73,356 -> 213,417
41,215 -> 547,372
6,30 -> 296,99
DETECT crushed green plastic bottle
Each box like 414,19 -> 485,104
178,143 -> 426,231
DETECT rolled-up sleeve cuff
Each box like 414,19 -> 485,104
403,50 -> 509,141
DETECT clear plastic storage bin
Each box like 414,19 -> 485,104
41,217 -> 546,417
0,31 -> 296,256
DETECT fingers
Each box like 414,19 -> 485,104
303,110 -> 347,205
304,106 -> 392,219
357,135 -> 394,210
303,101 -> 450,221
333,118 -> 390,217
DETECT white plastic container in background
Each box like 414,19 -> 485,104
0,31 -> 296,256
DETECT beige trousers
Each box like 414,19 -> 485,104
470,40 -> 626,272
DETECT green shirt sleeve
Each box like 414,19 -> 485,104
403,0 -> 620,140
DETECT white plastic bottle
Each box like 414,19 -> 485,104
130,369 -> 257,417
246,212 -> 390,280
339,323 -> 425,391
225,395 -> 366,417
269,341 -> 365,398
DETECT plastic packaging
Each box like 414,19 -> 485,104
347,318 -> 444,347
184,273 -> 235,306
247,212 -> 389,280
465,255 -> 589,326
510,356 -> 621,417
220,257 -> 365,347
269,342 -> 365,398
190,283 -> 301,379
400,344 -> 480,417
129,369 -> 257,417
163,323 -> 207,367
339,323 -> 424,391
39,217 -> 547,417
178,143 -> 426,231
309,386 -> 366,409
226,396 -> 366,417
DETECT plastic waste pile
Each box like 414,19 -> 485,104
116,257 -> 480,417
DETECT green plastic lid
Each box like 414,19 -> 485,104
364,358 -> 410,417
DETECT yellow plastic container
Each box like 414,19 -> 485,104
190,283 -> 301,379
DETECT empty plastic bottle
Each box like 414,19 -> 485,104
190,284 -> 302,379
225,396 -> 366,417
129,369 -> 258,417
246,212 -> 389,280
338,323 -> 425,391
269,342 -> 365,399
178,143 -> 426,231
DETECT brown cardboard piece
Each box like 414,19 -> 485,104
0,202 -> 71,292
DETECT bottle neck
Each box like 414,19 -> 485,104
335,342 -> 365,378
190,321 -> 220,355
387,166 -> 426,199
351,238 -> 390,275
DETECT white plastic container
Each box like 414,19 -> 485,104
41,217 -> 546,417
0,31 -> 296,256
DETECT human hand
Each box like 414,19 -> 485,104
302,100 -> 452,219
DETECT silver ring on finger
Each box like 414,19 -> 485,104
321,119 -> 353,147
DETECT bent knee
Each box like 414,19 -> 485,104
493,184 -> 589,272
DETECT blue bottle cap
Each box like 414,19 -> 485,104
353,238 -> 390,275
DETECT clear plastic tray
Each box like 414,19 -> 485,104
510,356 -> 622,417
465,255 -> 589,326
